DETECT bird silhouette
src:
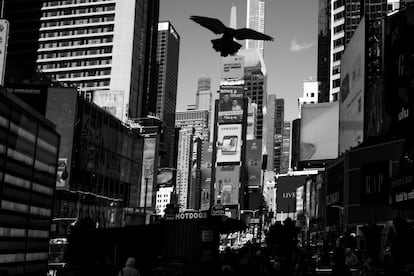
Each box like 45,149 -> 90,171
190,15 -> 274,57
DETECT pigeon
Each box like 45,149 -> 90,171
190,15 -> 274,57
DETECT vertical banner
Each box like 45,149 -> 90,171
140,137 -> 158,209
215,165 -> 240,205
0,19 -> 9,86
246,140 -> 262,188
201,143 -> 213,210
216,124 -> 242,163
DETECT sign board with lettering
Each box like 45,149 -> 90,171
276,175 -> 307,213
165,211 -> 208,221
211,204 -> 225,216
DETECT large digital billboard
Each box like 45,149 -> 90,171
276,175 -> 307,213
385,8 -> 414,169
339,17 -> 365,154
200,143 -> 213,210
246,139 -> 262,188
46,88 -> 79,190
218,86 -> 244,123
221,55 -> 244,80
300,102 -> 339,161
140,137 -> 158,209
214,165 -> 240,205
216,124 -> 242,163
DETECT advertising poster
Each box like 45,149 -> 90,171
0,19 -> 9,86
218,86 -> 244,123
200,143 -> 213,210
216,124 -> 242,163
276,175 -> 306,213
339,17 -> 365,154
140,137 -> 158,209
221,55 -> 244,80
93,90 -> 128,122
214,165 -> 240,205
300,102 -> 339,161
246,139 -> 262,188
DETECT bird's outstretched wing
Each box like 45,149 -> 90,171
234,28 -> 274,41
189,15 -> 227,34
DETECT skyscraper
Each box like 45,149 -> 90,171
156,21 -> 180,168
196,75 -> 212,112
239,48 -> 267,139
175,109 -> 210,142
317,0 -> 331,103
264,95 -> 275,171
176,127 -> 194,211
274,99 -> 285,173
328,0 -> 389,102
280,121 -> 291,174
3,0 -> 160,120
246,0 -> 265,56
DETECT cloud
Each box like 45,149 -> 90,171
290,39 -> 316,52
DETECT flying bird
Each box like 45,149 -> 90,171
190,15 -> 274,57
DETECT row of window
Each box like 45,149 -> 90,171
52,69 -> 111,79
0,252 -> 48,264
156,199 -> 169,203
41,15 -> 114,28
40,25 -> 114,38
0,227 -> 49,238
334,24 -> 344,34
1,200 -> 51,217
42,4 -> 115,18
43,0 -> 113,7
333,37 -> 344,48
38,47 -> 112,59
334,11 -> 344,21
40,36 -> 113,49
70,80 -> 110,88
38,58 -> 111,70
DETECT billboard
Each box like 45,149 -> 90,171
201,143 -> 213,210
140,137 -> 159,209
0,19 -> 9,86
218,85 -> 244,123
46,88 -> 79,189
214,165 -> 240,205
5,84 -> 49,115
385,8 -> 414,169
339,17 -> 365,154
246,140 -> 262,188
221,55 -> 244,80
276,175 -> 307,213
360,161 -> 390,205
93,90 -> 128,122
216,124 -> 242,163
300,102 -> 339,161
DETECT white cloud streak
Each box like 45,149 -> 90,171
290,39 -> 316,52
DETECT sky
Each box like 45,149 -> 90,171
159,0 -> 319,122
